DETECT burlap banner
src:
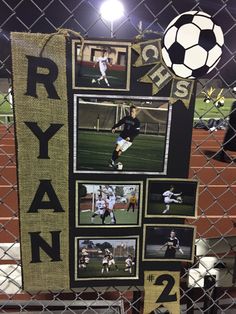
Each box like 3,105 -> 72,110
132,39 -> 194,108
143,271 -> 180,314
11,32 -> 70,290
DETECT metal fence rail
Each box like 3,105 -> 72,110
0,0 -> 236,313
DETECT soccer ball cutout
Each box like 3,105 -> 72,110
162,11 -> 224,79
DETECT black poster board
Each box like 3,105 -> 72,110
69,38 -> 196,288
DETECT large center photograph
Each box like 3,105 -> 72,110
74,95 -> 171,174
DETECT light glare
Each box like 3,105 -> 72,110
100,0 -> 124,22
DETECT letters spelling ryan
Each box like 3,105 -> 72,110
24,56 -> 64,264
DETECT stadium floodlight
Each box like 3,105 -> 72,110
100,0 -> 124,21
100,0 -> 124,37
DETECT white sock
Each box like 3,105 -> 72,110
163,205 -> 170,213
105,78 -> 110,86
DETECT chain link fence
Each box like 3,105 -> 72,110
0,0 -> 236,312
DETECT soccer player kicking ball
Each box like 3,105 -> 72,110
110,105 -> 140,169
162,186 -> 182,214
93,50 -> 111,87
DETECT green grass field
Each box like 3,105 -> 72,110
0,94 -> 11,111
194,98 -> 234,119
0,93 -> 13,123
147,202 -> 195,216
78,258 -> 135,278
80,209 -> 139,225
77,65 -> 126,89
77,130 -> 166,172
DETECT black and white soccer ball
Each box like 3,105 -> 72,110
177,196 -> 183,203
116,162 -> 123,170
162,11 -> 224,79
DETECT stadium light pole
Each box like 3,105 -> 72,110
100,0 -> 124,37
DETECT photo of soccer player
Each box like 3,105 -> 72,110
145,179 -> 199,218
76,181 -> 142,227
75,237 -> 139,280
143,224 -> 196,262
72,40 -> 131,91
160,230 -> 183,259
91,195 -> 110,225
74,95 -> 170,174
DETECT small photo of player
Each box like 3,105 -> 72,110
73,40 -> 131,91
76,181 -> 142,227
146,179 -> 199,218
143,224 -> 196,262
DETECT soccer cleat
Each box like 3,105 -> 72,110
109,159 -> 116,168
107,83 -> 110,87
97,80 -> 100,85
162,208 -> 169,214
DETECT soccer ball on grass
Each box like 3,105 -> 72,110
116,162 -> 123,170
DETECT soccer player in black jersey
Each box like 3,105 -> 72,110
109,105 -> 140,168
161,230 -> 180,259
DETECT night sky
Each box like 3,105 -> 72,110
0,0 -> 235,86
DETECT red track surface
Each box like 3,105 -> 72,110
0,126 -> 236,241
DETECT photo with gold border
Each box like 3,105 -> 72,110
72,40 -> 131,91
145,178 -> 199,218
143,224 -> 196,262
75,180 -> 143,227
74,236 -> 139,281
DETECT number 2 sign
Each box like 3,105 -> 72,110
144,271 -> 180,314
